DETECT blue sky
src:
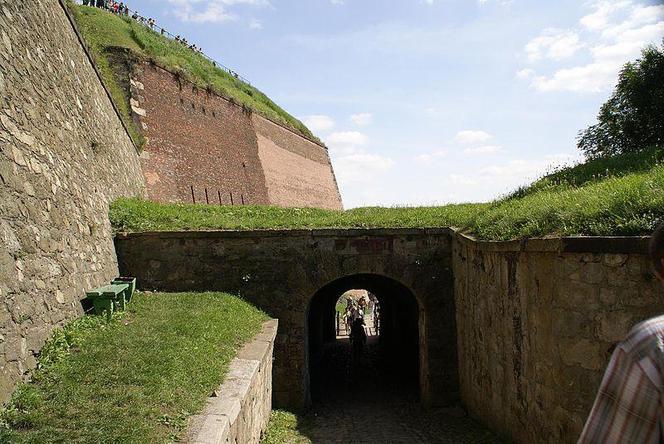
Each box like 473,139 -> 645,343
116,0 -> 663,208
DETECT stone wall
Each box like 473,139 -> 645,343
128,61 -> 343,210
186,319 -> 278,444
114,228 -> 457,409
453,234 -> 661,443
0,0 -> 146,402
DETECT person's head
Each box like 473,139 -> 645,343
650,221 -> 664,282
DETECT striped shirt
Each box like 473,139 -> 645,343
579,315 -> 664,444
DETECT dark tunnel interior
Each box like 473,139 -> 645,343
307,274 -> 421,405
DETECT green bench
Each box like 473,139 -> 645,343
111,277 -> 136,303
85,278 -> 135,319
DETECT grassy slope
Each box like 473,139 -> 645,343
68,3 -> 145,147
110,148 -> 664,240
1,292 -> 268,443
68,4 -> 315,141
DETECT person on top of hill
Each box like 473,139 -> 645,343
579,221 -> 664,443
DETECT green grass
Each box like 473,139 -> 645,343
261,410 -> 312,444
67,3 -> 315,141
110,198 -> 486,232
507,146 -> 664,199
68,2 -> 145,147
1,292 -> 268,443
109,157 -> 664,239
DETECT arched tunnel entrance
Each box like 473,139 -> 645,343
306,274 -> 421,405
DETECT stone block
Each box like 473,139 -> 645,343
597,311 -> 634,343
559,338 -> 604,371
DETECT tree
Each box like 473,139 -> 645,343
578,40 -> 664,159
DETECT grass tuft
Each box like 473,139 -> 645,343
261,410 -> 312,444
1,292 -> 268,443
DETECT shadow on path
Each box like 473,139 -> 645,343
302,338 -> 502,443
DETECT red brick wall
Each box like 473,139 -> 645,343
132,62 -> 343,210
253,115 -> 343,210
135,63 -> 269,205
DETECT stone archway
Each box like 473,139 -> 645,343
305,274 -> 423,406
115,228 -> 458,408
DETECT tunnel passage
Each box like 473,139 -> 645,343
115,228 -> 458,408
307,274 -> 421,405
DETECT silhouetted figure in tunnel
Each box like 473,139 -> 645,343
350,317 -> 367,358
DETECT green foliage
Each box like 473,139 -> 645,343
1,292 -> 268,443
578,41 -> 664,158
68,4 -> 316,140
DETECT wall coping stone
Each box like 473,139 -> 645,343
185,319 -> 278,444
454,231 -> 650,254
116,228 -> 648,253
115,227 -> 455,240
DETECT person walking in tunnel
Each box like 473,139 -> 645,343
350,316 -> 367,358
579,221 -> 664,443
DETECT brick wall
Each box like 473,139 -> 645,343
131,62 -> 343,210
253,115 -> 343,210
133,63 -> 270,206
0,0 -> 146,402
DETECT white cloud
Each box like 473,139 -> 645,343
177,4 -> 235,23
249,18 -> 262,29
350,112 -> 373,126
463,145 -> 504,155
167,0 -> 268,24
516,68 -> 534,79
454,130 -> 493,145
580,0 -> 631,31
334,153 -> 395,184
326,131 -> 368,151
302,115 -> 335,132
448,174 -> 478,186
325,131 -> 394,185
330,0 -> 344,4
414,150 -> 447,166
525,28 -> 584,62
520,0 -> 664,93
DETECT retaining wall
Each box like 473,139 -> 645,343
0,0 -> 146,402
186,319 -> 278,444
453,234 -> 661,443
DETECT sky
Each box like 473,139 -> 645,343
120,0 -> 664,208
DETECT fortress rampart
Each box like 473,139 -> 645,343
127,61 -> 343,210
0,0 -> 146,401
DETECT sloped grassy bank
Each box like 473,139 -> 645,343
110,150 -> 664,240
66,3 -> 315,145
0,292 -> 268,443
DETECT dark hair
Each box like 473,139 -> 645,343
649,221 -> 664,274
